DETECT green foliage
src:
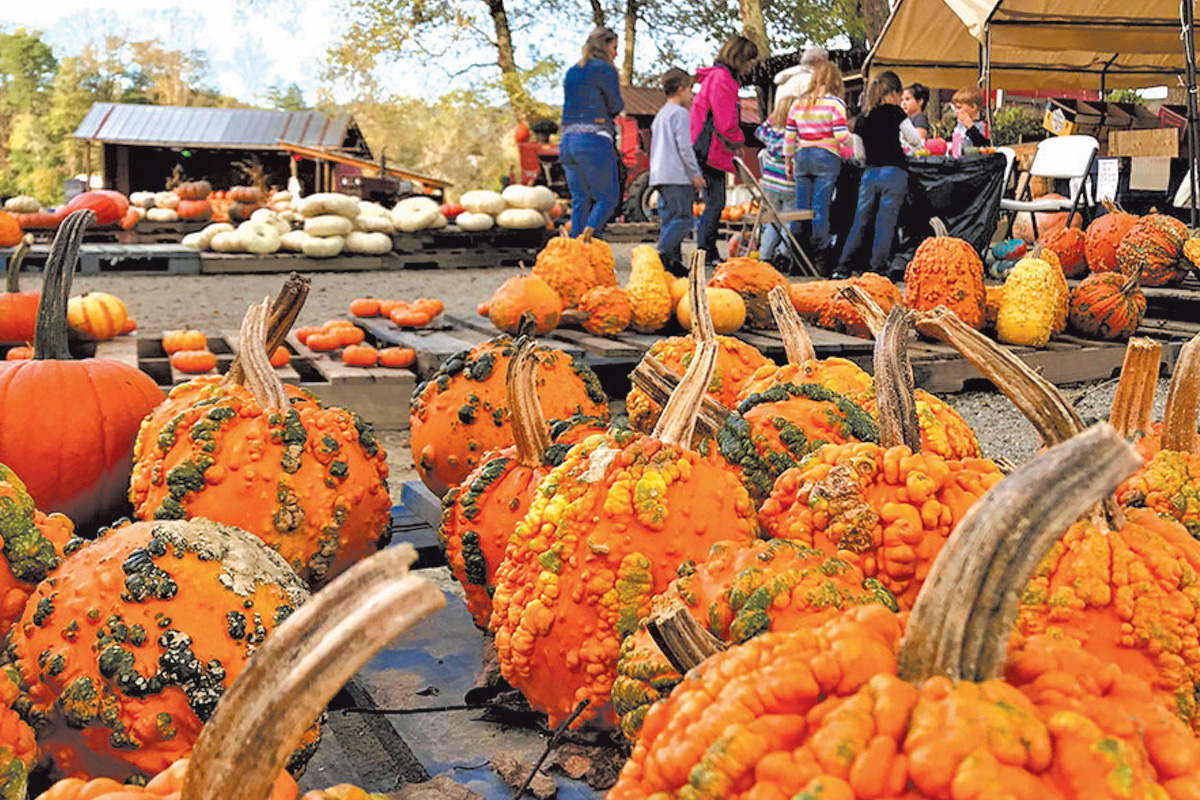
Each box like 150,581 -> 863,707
265,83 -> 307,111
1106,88 -> 1146,106
990,105 -> 1044,146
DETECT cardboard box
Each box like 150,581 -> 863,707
1043,98 -> 1103,137
1108,127 -> 1180,158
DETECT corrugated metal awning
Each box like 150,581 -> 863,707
74,103 -> 364,151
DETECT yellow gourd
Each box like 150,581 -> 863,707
677,287 -> 746,334
996,248 -> 1069,348
624,245 -> 673,332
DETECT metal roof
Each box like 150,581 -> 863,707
74,103 -> 363,151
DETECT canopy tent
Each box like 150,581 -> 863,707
865,0 -> 1198,92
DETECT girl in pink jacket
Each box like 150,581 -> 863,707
690,36 -> 759,265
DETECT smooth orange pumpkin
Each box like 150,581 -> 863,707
169,349 -> 217,373
0,235 -> 39,343
4,346 -> 32,361
487,274 -> 562,334
389,308 -> 431,328
269,345 -> 290,368
304,332 -> 342,352
67,292 -> 128,340
341,344 -> 378,367
0,210 -> 21,246
349,298 -> 380,317
377,347 -> 415,368
161,329 -> 207,355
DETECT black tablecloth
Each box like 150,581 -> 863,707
827,153 -> 1007,272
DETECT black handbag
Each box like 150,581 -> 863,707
693,108 -> 716,168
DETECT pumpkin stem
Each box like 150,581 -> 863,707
6,234 -> 32,293
236,298 -> 290,411
837,283 -> 887,338
507,335 -> 551,467
34,209 -> 94,361
628,355 -> 731,439
226,273 -> 310,386
898,423 -> 1141,684
180,544 -> 444,800
653,251 -> 718,448
1161,333 -> 1200,452
581,226 -> 594,244
929,217 -> 949,238
768,285 -> 815,364
645,597 -> 727,676
1108,337 -> 1162,439
914,306 -> 1084,446
874,306 -> 922,451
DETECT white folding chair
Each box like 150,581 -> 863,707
1000,135 -> 1099,240
997,146 -> 1017,195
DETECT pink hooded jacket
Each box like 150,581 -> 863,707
689,64 -> 744,174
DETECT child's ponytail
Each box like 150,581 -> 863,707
863,71 -> 903,114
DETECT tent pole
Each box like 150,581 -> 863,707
984,23 -> 993,129
1184,0 -> 1200,226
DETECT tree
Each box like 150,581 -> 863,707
266,83 -> 307,110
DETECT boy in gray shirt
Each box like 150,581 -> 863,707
650,68 -> 706,276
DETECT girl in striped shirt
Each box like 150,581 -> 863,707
783,61 -> 849,269
754,95 -> 795,265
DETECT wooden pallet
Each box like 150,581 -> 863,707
0,243 -> 201,275
97,332 -> 415,431
199,252 -> 389,274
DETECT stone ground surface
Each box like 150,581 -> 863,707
44,238 -> 1167,496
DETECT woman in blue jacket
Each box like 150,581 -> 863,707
561,26 -> 625,238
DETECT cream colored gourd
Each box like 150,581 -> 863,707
501,184 -> 557,212
280,230 -> 308,252
392,196 -> 442,232
298,193 -> 360,219
677,287 -> 747,333
130,192 -> 156,209
460,190 -> 506,216
184,222 -> 234,250
237,220 -> 283,254
455,212 -> 494,231
354,214 -> 394,232
154,191 -> 180,210
996,249 -> 1070,348
146,207 -> 179,222
209,230 -> 243,252
3,195 -> 40,213
496,208 -> 546,229
345,231 -> 392,255
305,214 -> 354,237
302,234 -> 344,258
249,208 -> 291,235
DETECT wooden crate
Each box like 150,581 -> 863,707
0,243 -> 201,275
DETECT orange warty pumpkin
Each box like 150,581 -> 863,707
409,332 -> 607,496
1068,270 -> 1145,340
130,300 -> 392,586
531,228 -> 591,307
1084,201 -> 1139,273
10,517 -> 313,780
487,273 -> 562,335
707,257 -> 788,328
577,285 -> 632,336
903,218 -> 986,329
0,212 -> 164,532
1038,225 -> 1087,277
1116,212 -> 1190,287
0,462 -> 74,631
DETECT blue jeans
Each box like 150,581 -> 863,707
837,166 -> 908,274
656,184 -> 695,276
696,164 -> 726,265
757,189 -> 792,261
792,148 -> 841,252
561,133 -> 620,238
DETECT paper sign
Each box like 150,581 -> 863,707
1129,156 -> 1172,192
1095,158 -> 1119,201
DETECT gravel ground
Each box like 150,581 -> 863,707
36,239 -> 1164,495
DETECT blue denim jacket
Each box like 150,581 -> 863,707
562,59 -> 624,138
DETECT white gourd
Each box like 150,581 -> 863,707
358,201 -> 390,218
272,191 -> 293,204
302,234 -> 345,258
3,195 -> 41,213
209,231 -> 243,252
297,193 -> 360,219
304,215 -> 354,237
501,185 -> 536,209
392,196 -> 442,232
455,212 -> 494,232
528,185 -> 557,212
238,220 -> 283,254
345,231 -> 393,255
250,208 -> 292,235
146,207 -> 179,222
280,231 -> 308,252
154,192 -> 180,210
354,214 -> 394,233
496,208 -> 546,229
129,192 -> 157,209
181,232 -> 206,250
460,190 -> 506,216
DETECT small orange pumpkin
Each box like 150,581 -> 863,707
269,346 -> 290,368
294,325 -> 322,345
378,299 -> 407,317
335,326 -> 365,346
350,298 -> 381,317
121,317 -> 137,335
321,319 -> 357,331
0,211 -> 22,247
67,291 -> 129,340
477,300 -> 491,317
342,344 -> 379,367
411,298 -> 444,318
378,347 -> 416,368
305,332 -> 342,352
4,346 -> 32,361
390,308 -> 432,328
162,328 -> 207,354
170,349 -> 218,373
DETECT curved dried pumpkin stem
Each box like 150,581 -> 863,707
768,285 -> 815,364
226,272 -> 310,386
34,210 -> 94,361
837,284 -> 887,338
237,299 -> 290,411
898,423 -> 1142,684
181,544 -> 445,800
654,251 -> 718,448
874,306 -> 921,451
1109,337 -> 1162,439
929,217 -> 949,238
645,597 -> 727,675
1162,333 -> 1200,452
507,335 -> 551,467
914,306 -> 1084,446
629,355 -> 731,439
581,226 -> 594,244
6,234 -> 32,293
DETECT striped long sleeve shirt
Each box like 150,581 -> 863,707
754,122 -> 793,195
783,96 -> 849,158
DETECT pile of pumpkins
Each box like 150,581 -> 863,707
415,247 -> 1200,797
441,185 -> 558,232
